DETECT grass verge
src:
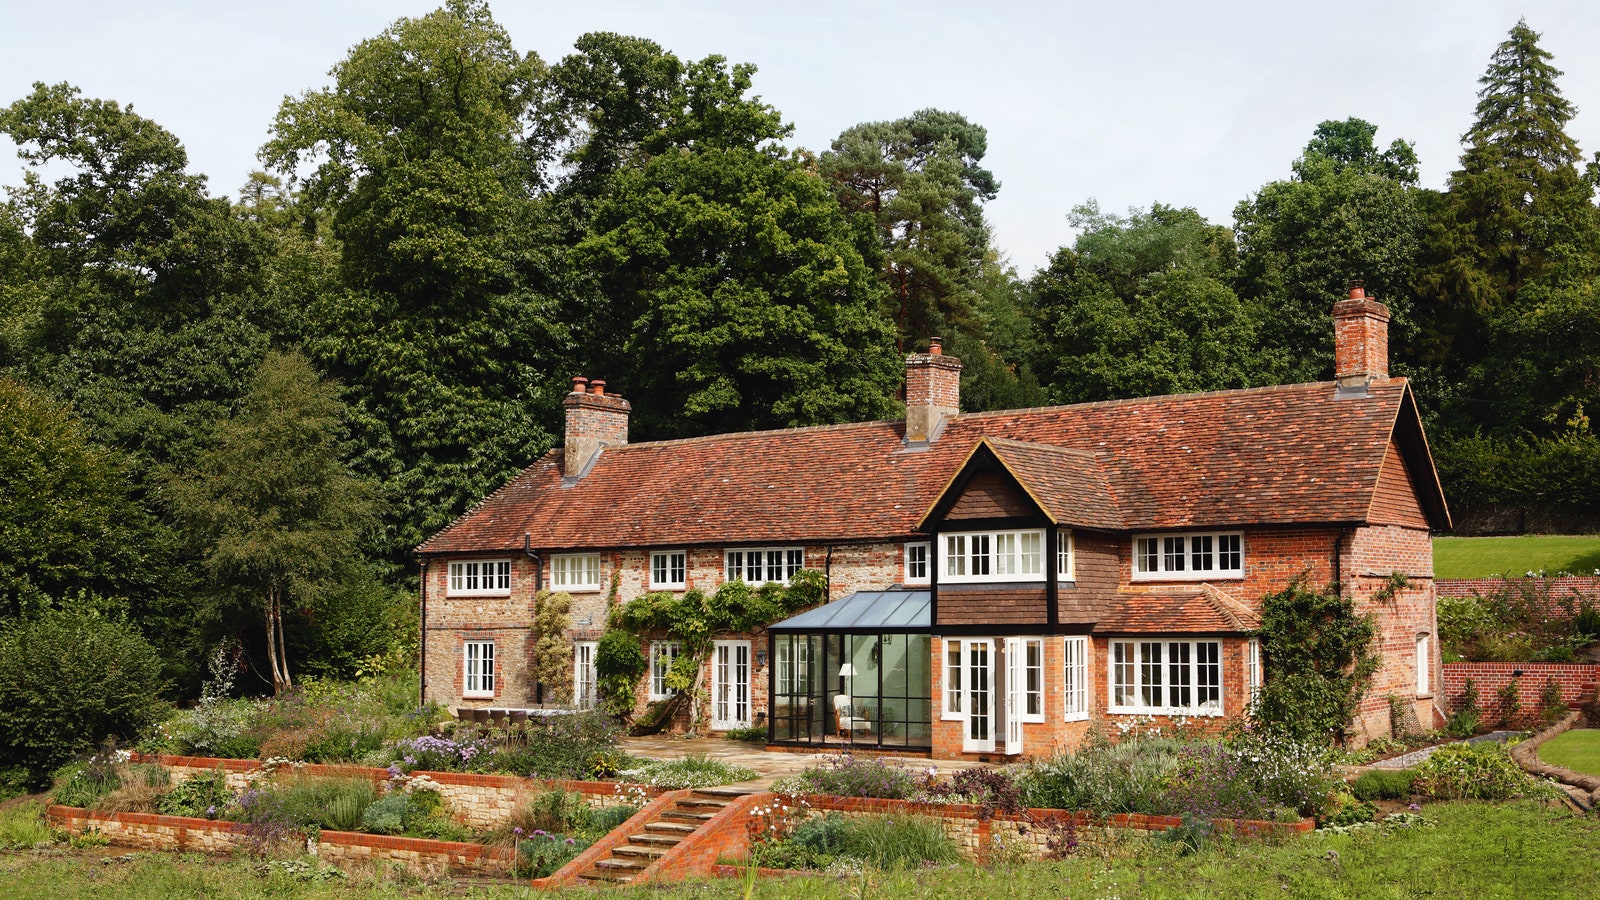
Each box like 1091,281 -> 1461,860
1537,729 -> 1600,776
1433,534 -> 1600,579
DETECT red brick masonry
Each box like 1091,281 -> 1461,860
1441,662 -> 1600,718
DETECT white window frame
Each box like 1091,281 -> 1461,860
574,641 -> 598,710
1132,532 -> 1244,581
942,638 -> 965,720
1056,529 -> 1075,582
1415,633 -> 1430,696
649,550 -> 687,590
447,559 -> 512,597
1107,640 -> 1224,716
551,553 -> 601,591
1017,637 -> 1045,723
1246,637 -> 1262,705
648,640 -> 683,701
724,547 -> 805,585
711,640 -> 752,730
904,542 -> 931,586
941,529 -> 1045,583
463,641 -> 495,698
1063,636 -> 1090,721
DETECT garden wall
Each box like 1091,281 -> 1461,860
1437,576 -> 1600,615
1441,662 -> 1600,719
45,806 -> 514,876
131,754 -> 658,831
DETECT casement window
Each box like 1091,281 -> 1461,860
1019,637 -> 1045,722
725,547 -> 804,585
942,639 -> 964,719
448,560 -> 511,596
1246,638 -> 1263,705
551,553 -> 601,591
650,551 -> 687,590
574,642 -> 598,710
1415,634 -> 1430,696
942,529 -> 1044,583
1057,529 -> 1075,582
904,542 -> 931,585
649,640 -> 683,700
1108,640 -> 1223,715
1063,636 -> 1090,721
463,641 -> 495,697
1132,532 -> 1243,580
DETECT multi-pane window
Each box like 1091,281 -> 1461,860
942,639 -> 964,718
448,560 -> 511,596
1246,638 -> 1262,705
1057,529 -> 1075,581
942,529 -> 1046,583
725,547 -> 804,585
1063,636 -> 1089,720
574,642 -> 598,710
1416,634 -> 1430,695
463,641 -> 495,697
650,551 -> 687,589
649,641 -> 683,700
551,553 -> 601,591
1020,637 -> 1044,722
1108,640 -> 1223,714
1133,533 -> 1244,580
904,542 -> 930,585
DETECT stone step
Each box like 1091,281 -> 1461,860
578,871 -> 633,884
627,831 -> 684,847
612,845 -> 666,860
692,787 -> 756,798
594,857 -> 648,872
678,797 -> 731,810
661,810 -> 715,823
643,821 -> 698,835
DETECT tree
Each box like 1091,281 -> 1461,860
1030,203 -> 1279,402
574,146 -> 902,438
1234,119 -> 1423,383
0,378 -> 157,620
168,352 -> 377,694
819,109 -> 1000,351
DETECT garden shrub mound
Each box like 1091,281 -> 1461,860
1411,743 -> 1547,801
1350,768 -> 1417,801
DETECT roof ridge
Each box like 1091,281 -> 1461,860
608,417 -> 904,451
953,378 -> 1408,422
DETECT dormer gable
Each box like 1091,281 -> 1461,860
917,437 -> 1123,534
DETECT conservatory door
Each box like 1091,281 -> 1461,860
1003,638 -> 1025,755
712,640 -> 752,729
962,639 -> 996,752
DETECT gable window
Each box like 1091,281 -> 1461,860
905,542 -> 930,585
1063,636 -> 1089,721
725,547 -> 804,585
649,640 -> 683,700
942,529 -> 1045,583
448,560 -> 511,596
650,551 -> 687,590
1133,532 -> 1243,580
1108,640 -> 1222,715
551,553 -> 601,591
463,641 -> 495,697
1056,529 -> 1075,582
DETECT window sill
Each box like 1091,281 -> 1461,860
447,591 -> 513,599
1416,692 -> 1434,701
463,692 -> 495,700
649,585 -> 687,592
1064,712 -> 1089,723
1130,573 -> 1243,583
1106,706 -> 1225,718
553,586 -> 602,593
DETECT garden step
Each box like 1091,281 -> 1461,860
692,788 -> 755,798
593,857 -> 649,872
627,832 -> 684,847
643,821 -> 698,835
578,871 -> 633,884
661,810 -> 715,823
678,798 -> 731,810
612,845 -> 666,860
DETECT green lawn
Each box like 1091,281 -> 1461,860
1433,534 -> 1600,579
1538,729 -> 1600,777
1,802 -> 1597,899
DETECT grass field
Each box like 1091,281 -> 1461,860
1432,534 -> 1600,579
0,802 -> 1596,899
1538,729 -> 1600,777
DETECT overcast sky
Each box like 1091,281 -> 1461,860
4,1 -> 1600,273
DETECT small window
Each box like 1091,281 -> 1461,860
650,551 -> 687,590
942,639 -> 964,719
1415,634 -> 1430,696
725,547 -> 804,585
1133,532 -> 1244,580
447,560 -> 512,596
905,542 -> 930,585
649,641 -> 683,700
1063,636 -> 1089,721
1057,529 -> 1075,582
1021,637 -> 1044,722
463,641 -> 495,697
551,553 -> 601,591
1246,638 -> 1262,704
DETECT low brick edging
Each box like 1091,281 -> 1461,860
1441,663 -> 1600,719
1508,711 -> 1600,808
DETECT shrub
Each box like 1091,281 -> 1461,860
1497,681 -> 1522,727
359,785 -> 456,837
512,833 -> 590,878
158,769 -> 233,818
157,698 -> 268,759
513,789 -> 592,835
1166,736 -> 1336,820
92,763 -> 170,813
1013,739 -> 1186,815
595,627 -> 647,718
1319,793 -> 1376,827
230,776 -> 377,833
1538,678 -> 1568,724
1444,678 -> 1483,738
1349,768 -> 1417,801
794,754 -> 918,800
1252,577 -> 1379,745
51,750 -> 126,809
389,734 -> 493,773
925,767 -> 1025,819
492,710 -> 623,780
835,815 -> 962,868
722,725 -> 767,743
1412,743 -> 1533,801
619,756 -> 756,790
0,608 -> 167,781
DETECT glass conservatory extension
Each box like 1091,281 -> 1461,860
767,590 -> 932,751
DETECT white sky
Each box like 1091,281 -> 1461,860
4,1 -> 1600,274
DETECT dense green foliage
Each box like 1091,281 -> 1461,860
1252,577 -> 1380,744
1436,577 -> 1600,662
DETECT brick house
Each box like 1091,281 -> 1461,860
416,287 -> 1450,759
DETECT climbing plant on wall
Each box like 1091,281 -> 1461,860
531,590 -> 573,703
1252,575 -> 1380,745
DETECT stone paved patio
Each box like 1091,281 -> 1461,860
620,735 -> 995,789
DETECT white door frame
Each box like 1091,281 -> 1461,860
963,638 -> 996,752
712,640 -> 752,729
1003,637 -> 1024,755
574,641 -> 598,710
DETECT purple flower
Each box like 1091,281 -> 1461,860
1408,803 -> 1420,811
205,805 -> 216,818
514,827 -> 523,835
566,838 -> 576,845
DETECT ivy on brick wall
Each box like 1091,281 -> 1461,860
1252,575 -> 1379,745
531,590 -> 573,704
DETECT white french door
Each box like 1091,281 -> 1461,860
712,640 -> 752,729
962,639 -> 996,752
574,641 -> 598,710
1003,638 -> 1025,755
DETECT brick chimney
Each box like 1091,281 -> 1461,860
1332,283 -> 1390,388
563,377 -> 630,478
905,337 -> 962,443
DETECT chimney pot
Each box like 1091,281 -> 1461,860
1348,280 -> 1366,300
571,376 -> 589,393
590,379 -> 606,396
929,337 -> 943,356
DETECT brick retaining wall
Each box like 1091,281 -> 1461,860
1441,662 -> 1600,719
1436,576 -> 1600,618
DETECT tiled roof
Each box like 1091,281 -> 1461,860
976,437 -> 1124,531
1096,585 -> 1262,634
418,379 -> 1429,554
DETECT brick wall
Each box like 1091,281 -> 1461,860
1440,662 -> 1600,720
1436,576 -> 1600,622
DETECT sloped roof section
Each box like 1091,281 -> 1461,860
1096,585 -> 1262,634
769,590 -> 931,632
419,379 -> 1434,554
979,437 -> 1124,531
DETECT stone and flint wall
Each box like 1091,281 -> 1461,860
1440,662 -> 1600,719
